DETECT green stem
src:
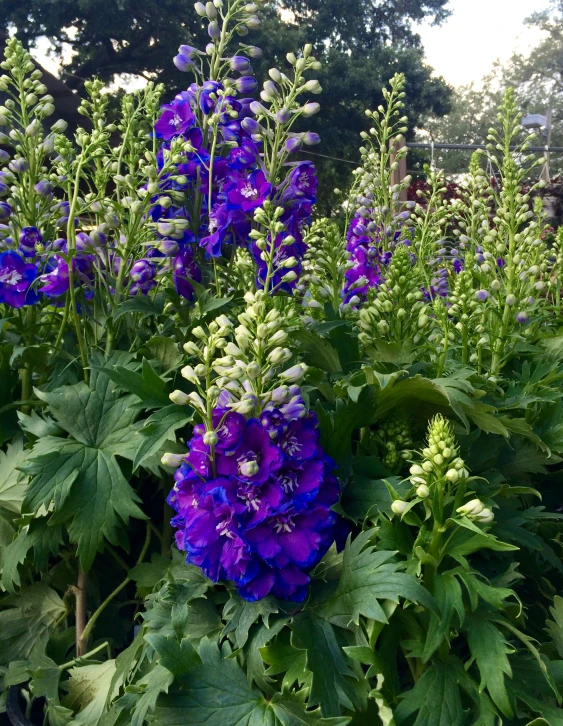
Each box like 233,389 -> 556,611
80,525 -> 151,647
59,641 -> 110,671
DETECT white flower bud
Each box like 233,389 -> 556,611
422,461 -> 433,472
247,362 -> 261,379
474,508 -> 494,523
391,499 -> 409,515
181,365 -> 200,385
445,468 -> 458,482
203,431 -> 219,446
409,464 -> 425,476
456,498 -> 484,516
416,484 -> 430,498
161,453 -> 186,468
170,390 -> 191,405
280,363 -> 308,382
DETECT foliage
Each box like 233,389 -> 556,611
0,3 -> 563,725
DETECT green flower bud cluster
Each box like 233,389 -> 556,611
358,246 -> 433,349
171,293 -> 307,422
378,412 -> 413,470
406,414 -> 468,490
300,219 -> 347,313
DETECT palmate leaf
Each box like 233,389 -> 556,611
222,595 -> 280,650
63,660 -> 121,726
20,371 -> 146,571
0,583 -> 65,665
463,613 -> 514,717
546,596 -> 563,659
319,530 -> 436,627
0,436 -> 29,514
290,612 -> 365,718
394,661 -> 464,726
153,638 -> 350,726
2,517 -> 63,592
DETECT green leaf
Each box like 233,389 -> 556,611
126,665 -> 174,726
319,531 -> 436,627
145,633 -> 201,676
21,373 -> 146,570
91,359 -> 170,409
143,336 -> 183,372
316,385 -> 378,468
294,329 -> 342,373
291,612 -> 361,718
467,403 -> 509,437
17,410 -> 63,438
546,596 -> 563,659
261,638 -> 309,691
63,660 -> 121,726
2,517 -> 63,592
0,436 -> 28,514
422,572 -> 464,662
0,584 -> 65,664
340,458 -> 405,522
394,661 -> 464,726
133,405 -> 192,471
222,595 -> 279,649
113,296 -> 163,321
464,613 -> 514,717
153,638 -> 348,726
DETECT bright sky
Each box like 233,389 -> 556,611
416,0 -> 546,88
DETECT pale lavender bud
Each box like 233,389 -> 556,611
194,1 -> 207,15
505,294 -> 517,306
285,137 -> 303,153
249,101 -> 265,116
276,108 -> 291,124
230,55 -> 251,72
263,80 -> 278,97
159,238 -> 180,255
9,158 -> 29,173
179,45 -> 199,58
475,289 -> 488,302
157,222 -> 175,236
302,132 -> 320,145
33,179 -> 53,196
235,76 -> 257,93
208,20 -> 220,38
174,54 -> 194,72
0,149 -> 10,165
246,15 -> 260,28
241,117 -> 261,134
302,102 -> 320,117
516,311 -> 529,324
246,46 -> 262,58
205,1 -> 217,18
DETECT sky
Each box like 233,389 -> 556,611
32,0 -> 546,91
416,0 -> 546,88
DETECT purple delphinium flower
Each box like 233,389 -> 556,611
226,169 -> 272,212
167,394 -> 341,602
0,250 -> 39,308
39,255 -> 94,298
155,99 -> 195,140
173,246 -> 202,300
0,201 -> 11,220
130,259 -> 157,295
19,227 -> 42,257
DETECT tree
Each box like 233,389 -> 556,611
422,1 -> 563,177
0,0 -> 454,208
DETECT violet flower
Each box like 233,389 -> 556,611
0,250 -> 39,308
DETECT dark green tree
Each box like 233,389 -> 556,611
0,0 -> 453,209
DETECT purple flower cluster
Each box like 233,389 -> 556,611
153,71 -> 318,293
167,394 -> 340,602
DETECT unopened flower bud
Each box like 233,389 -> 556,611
161,452 -> 186,468
416,484 -> 430,498
391,499 -> 409,515
203,431 -> 219,446
170,389 -> 191,405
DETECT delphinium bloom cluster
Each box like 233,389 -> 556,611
341,74 -> 413,308
0,39 -> 66,308
163,293 -> 340,601
151,0 -> 323,295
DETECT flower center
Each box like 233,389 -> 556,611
279,473 -> 297,493
239,487 -> 262,511
238,454 -> 259,477
240,183 -> 258,199
216,517 -> 235,538
282,435 -> 301,457
170,113 -> 183,129
274,515 -> 295,533
0,269 -> 22,285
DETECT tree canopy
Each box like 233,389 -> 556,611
0,0 -> 454,208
